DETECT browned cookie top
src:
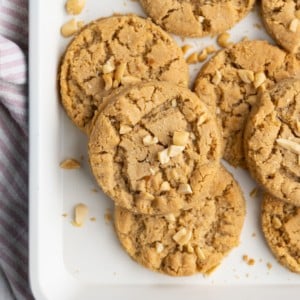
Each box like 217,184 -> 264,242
262,193 -> 300,273
244,78 -> 300,206
115,167 -> 245,276
262,0 -> 300,54
60,15 -> 188,133
88,81 -> 222,215
139,0 -> 255,37
194,40 -> 300,167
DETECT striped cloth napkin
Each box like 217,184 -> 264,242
0,0 -> 33,299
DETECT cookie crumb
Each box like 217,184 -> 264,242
90,217 -> 96,222
60,158 -> 81,169
253,23 -> 262,29
243,255 -> 255,265
251,232 -> 256,237
250,187 -> 258,198
91,188 -> 98,193
104,208 -> 112,224
62,213 -> 68,218
267,262 -> 272,270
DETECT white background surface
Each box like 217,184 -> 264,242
29,0 -> 300,299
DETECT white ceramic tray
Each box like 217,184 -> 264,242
29,1 -> 300,299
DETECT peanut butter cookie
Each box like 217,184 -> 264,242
114,166 -> 246,276
244,78 -> 300,206
262,193 -> 300,273
194,40 -> 300,167
262,0 -> 300,54
59,15 -> 189,134
88,81 -> 222,215
139,0 -> 255,37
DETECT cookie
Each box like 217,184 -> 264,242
138,0 -> 255,37
59,15 -> 189,134
262,0 -> 300,54
88,81 -> 222,215
114,166 -> 246,276
262,193 -> 300,273
194,40 -> 300,167
244,78 -> 300,206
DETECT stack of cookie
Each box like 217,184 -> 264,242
59,14 -> 246,276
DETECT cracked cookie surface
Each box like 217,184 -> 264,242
244,78 -> 300,206
114,166 -> 245,276
262,193 -> 300,273
88,81 -> 222,215
59,15 -> 189,134
139,0 -> 255,37
194,40 -> 300,167
262,0 -> 300,54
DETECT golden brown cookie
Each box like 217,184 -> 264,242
114,166 -> 246,276
194,40 -> 300,167
262,193 -> 300,273
138,0 -> 255,37
262,0 -> 300,54
88,81 -> 222,215
244,78 -> 300,206
59,15 -> 189,134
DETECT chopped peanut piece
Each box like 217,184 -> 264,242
114,62 -> 127,86
198,49 -> 208,62
181,44 -> 192,55
168,145 -> 185,157
103,73 -> 113,90
205,45 -> 216,54
74,203 -> 88,227
119,125 -> 132,134
121,76 -> 141,85
173,131 -> 189,146
61,19 -> 81,37
289,19 -> 299,32
156,242 -> 164,253
60,158 -> 81,169
102,58 -> 115,74
173,228 -> 192,245
212,70 -> 222,85
198,16 -> 205,23
171,99 -> 177,107
238,69 -> 254,83
190,132 -> 196,140
276,138 -> 300,155
197,114 -> 207,126
143,135 -> 159,146
253,72 -> 266,88
186,52 -> 198,64
65,0 -> 86,15
178,183 -> 193,194
158,148 -> 170,164
272,216 -> 282,229
138,192 -> 155,201
217,32 -> 232,48
160,181 -> 171,192
295,10 -> 300,19
195,246 -> 206,260
165,213 -> 176,222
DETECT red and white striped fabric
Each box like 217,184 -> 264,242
0,0 -> 33,299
